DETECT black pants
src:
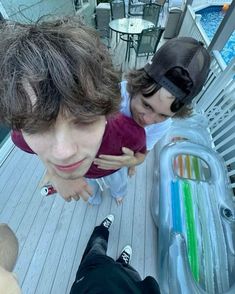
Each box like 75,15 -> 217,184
76,225 -> 141,282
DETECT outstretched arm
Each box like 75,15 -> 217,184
41,170 -> 93,202
93,147 -> 147,171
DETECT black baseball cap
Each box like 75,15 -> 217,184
144,37 -> 211,112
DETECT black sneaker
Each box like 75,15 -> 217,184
117,245 -> 132,265
100,214 -> 114,229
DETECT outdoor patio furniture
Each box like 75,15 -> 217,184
109,17 -> 154,61
110,0 -> 126,19
132,26 -> 164,67
143,3 -> 161,26
128,0 -> 145,17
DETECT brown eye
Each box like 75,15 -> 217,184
159,113 -> 169,119
143,101 -> 152,110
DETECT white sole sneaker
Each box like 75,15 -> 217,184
119,245 -> 132,264
101,214 -> 114,229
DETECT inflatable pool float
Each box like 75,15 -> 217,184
152,140 -> 235,293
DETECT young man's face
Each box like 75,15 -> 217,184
130,87 -> 175,127
22,114 -> 106,180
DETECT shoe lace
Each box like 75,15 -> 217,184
121,251 -> 130,264
103,219 -> 111,228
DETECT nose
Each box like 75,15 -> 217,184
52,131 -> 78,162
143,113 -> 159,125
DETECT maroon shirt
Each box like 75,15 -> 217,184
11,113 -> 146,178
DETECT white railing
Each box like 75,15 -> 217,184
178,4 -> 235,194
179,5 -> 211,46
195,54 -> 235,193
192,0 -> 232,8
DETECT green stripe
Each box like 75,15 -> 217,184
192,156 -> 200,180
182,180 -> 199,282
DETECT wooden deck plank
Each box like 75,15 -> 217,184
65,204 -> 99,293
50,201 -> 87,294
0,151 -> 32,214
131,160 -> 148,278
0,155 -> 40,224
117,171 -> 136,258
106,195 -> 123,259
9,161 -> 45,233
144,150 -> 158,278
15,193 -> 56,283
0,145 -> 17,173
33,200 -> 78,294
21,197 -> 66,293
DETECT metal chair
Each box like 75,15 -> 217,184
128,0 -> 145,17
143,3 -> 161,26
132,26 -> 164,67
110,0 -> 126,44
110,0 -> 125,19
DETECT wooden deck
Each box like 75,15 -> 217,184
0,144 -> 158,293
0,36 -> 162,293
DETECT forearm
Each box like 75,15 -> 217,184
130,152 -> 147,167
94,148 -> 148,170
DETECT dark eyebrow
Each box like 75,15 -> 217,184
71,116 -> 100,124
142,98 -> 154,110
159,113 -> 170,118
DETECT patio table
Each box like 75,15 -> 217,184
109,17 -> 154,61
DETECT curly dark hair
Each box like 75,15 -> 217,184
126,68 -> 193,118
0,18 -> 121,133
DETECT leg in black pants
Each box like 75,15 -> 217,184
116,254 -> 142,282
80,225 -> 109,266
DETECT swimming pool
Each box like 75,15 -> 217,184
197,5 -> 235,64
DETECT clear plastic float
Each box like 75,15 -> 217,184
151,115 -> 235,294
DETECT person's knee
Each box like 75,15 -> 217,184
0,266 -> 21,294
0,224 -> 19,272
0,224 -> 21,294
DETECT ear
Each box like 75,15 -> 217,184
170,99 -> 184,113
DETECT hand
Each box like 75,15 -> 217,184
128,166 -> 136,177
93,147 -> 147,170
47,172 -> 93,202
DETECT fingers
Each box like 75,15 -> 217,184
128,166 -> 136,177
64,196 -> 72,202
95,154 -> 126,162
78,190 -> 91,202
72,194 -> 80,201
94,155 -> 130,169
121,147 -> 134,155
64,194 -> 80,202
64,183 -> 93,202
94,156 -> 133,170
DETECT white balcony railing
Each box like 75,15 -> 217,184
179,4 -> 235,195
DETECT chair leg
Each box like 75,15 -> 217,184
125,41 -> 129,61
116,32 -> 119,45
128,39 -> 132,62
125,35 -> 131,61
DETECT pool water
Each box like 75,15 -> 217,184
197,6 -> 235,64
